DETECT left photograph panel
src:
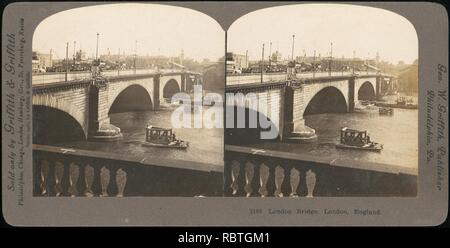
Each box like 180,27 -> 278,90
31,3 -> 225,197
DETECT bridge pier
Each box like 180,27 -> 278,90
153,74 -> 161,110
379,76 -> 395,97
87,81 -> 123,141
286,119 -> 318,143
376,76 -> 385,100
181,73 -> 186,92
348,77 -> 355,112
281,85 -> 318,143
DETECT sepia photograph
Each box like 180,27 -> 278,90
31,3 -> 225,197
225,4 -> 419,197
2,0 -> 448,227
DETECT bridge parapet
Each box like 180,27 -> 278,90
33,144 -> 223,197
32,80 -> 91,94
226,81 -> 287,93
225,145 -> 417,197
32,68 -> 197,86
226,71 -> 386,86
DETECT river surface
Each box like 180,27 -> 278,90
57,103 -> 224,166
56,95 -> 417,169
250,96 -> 418,169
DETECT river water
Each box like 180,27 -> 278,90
58,103 -> 224,166
57,96 -> 417,169
250,97 -> 418,169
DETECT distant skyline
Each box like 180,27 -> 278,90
228,4 -> 418,64
33,3 -> 224,61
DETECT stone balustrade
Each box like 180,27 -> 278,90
33,144 -> 223,197
224,145 -> 417,197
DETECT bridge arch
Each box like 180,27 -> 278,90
32,95 -> 87,140
108,84 -> 153,114
162,78 -> 181,99
357,81 -> 376,100
303,86 -> 348,116
33,105 -> 87,144
225,105 -> 279,144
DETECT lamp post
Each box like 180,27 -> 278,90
118,48 -> 121,76
291,35 -> 295,61
313,50 -> 316,78
261,43 -> 265,83
73,41 -> 76,67
245,50 -> 248,69
269,42 -> 272,68
367,52 -> 369,75
352,50 -> 356,75
329,42 -> 333,76
134,40 -> 137,74
95,33 -> 99,61
65,42 -> 69,82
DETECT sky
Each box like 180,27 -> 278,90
33,3 -> 224,61
228,4 -> 418,64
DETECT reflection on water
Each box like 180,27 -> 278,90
57,104 -> 224,166
55,95 -> 418,169
251,106 -> 418,169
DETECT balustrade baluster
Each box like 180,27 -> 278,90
84,164 -> 94,197
224,158 -> 233,196
305,169 -> 317,197
230,160 -> 240,195
69,163 -> 80,197
244,162 -> 254,197
274,166 -> 285,197
116,167 -> 127,197
258,163 -> 269,197
40,159 -> 50,196
100,166 -> 110,197
54,161 -> 64,196
289,167 -> 300,197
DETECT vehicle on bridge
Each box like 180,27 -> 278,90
226,60 -> 241,74
336,127 -> 383,152
142,125 -> 189,149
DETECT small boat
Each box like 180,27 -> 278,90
379,107 -> 394,115
336,127 -> 383,152
141,125 -> 189,149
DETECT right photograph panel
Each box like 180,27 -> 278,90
225,4 -> 418,197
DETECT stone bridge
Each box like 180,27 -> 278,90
32,71 -> 201,143
225,73 -> 396,143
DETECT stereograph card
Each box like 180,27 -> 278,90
1,1 -> 448,226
